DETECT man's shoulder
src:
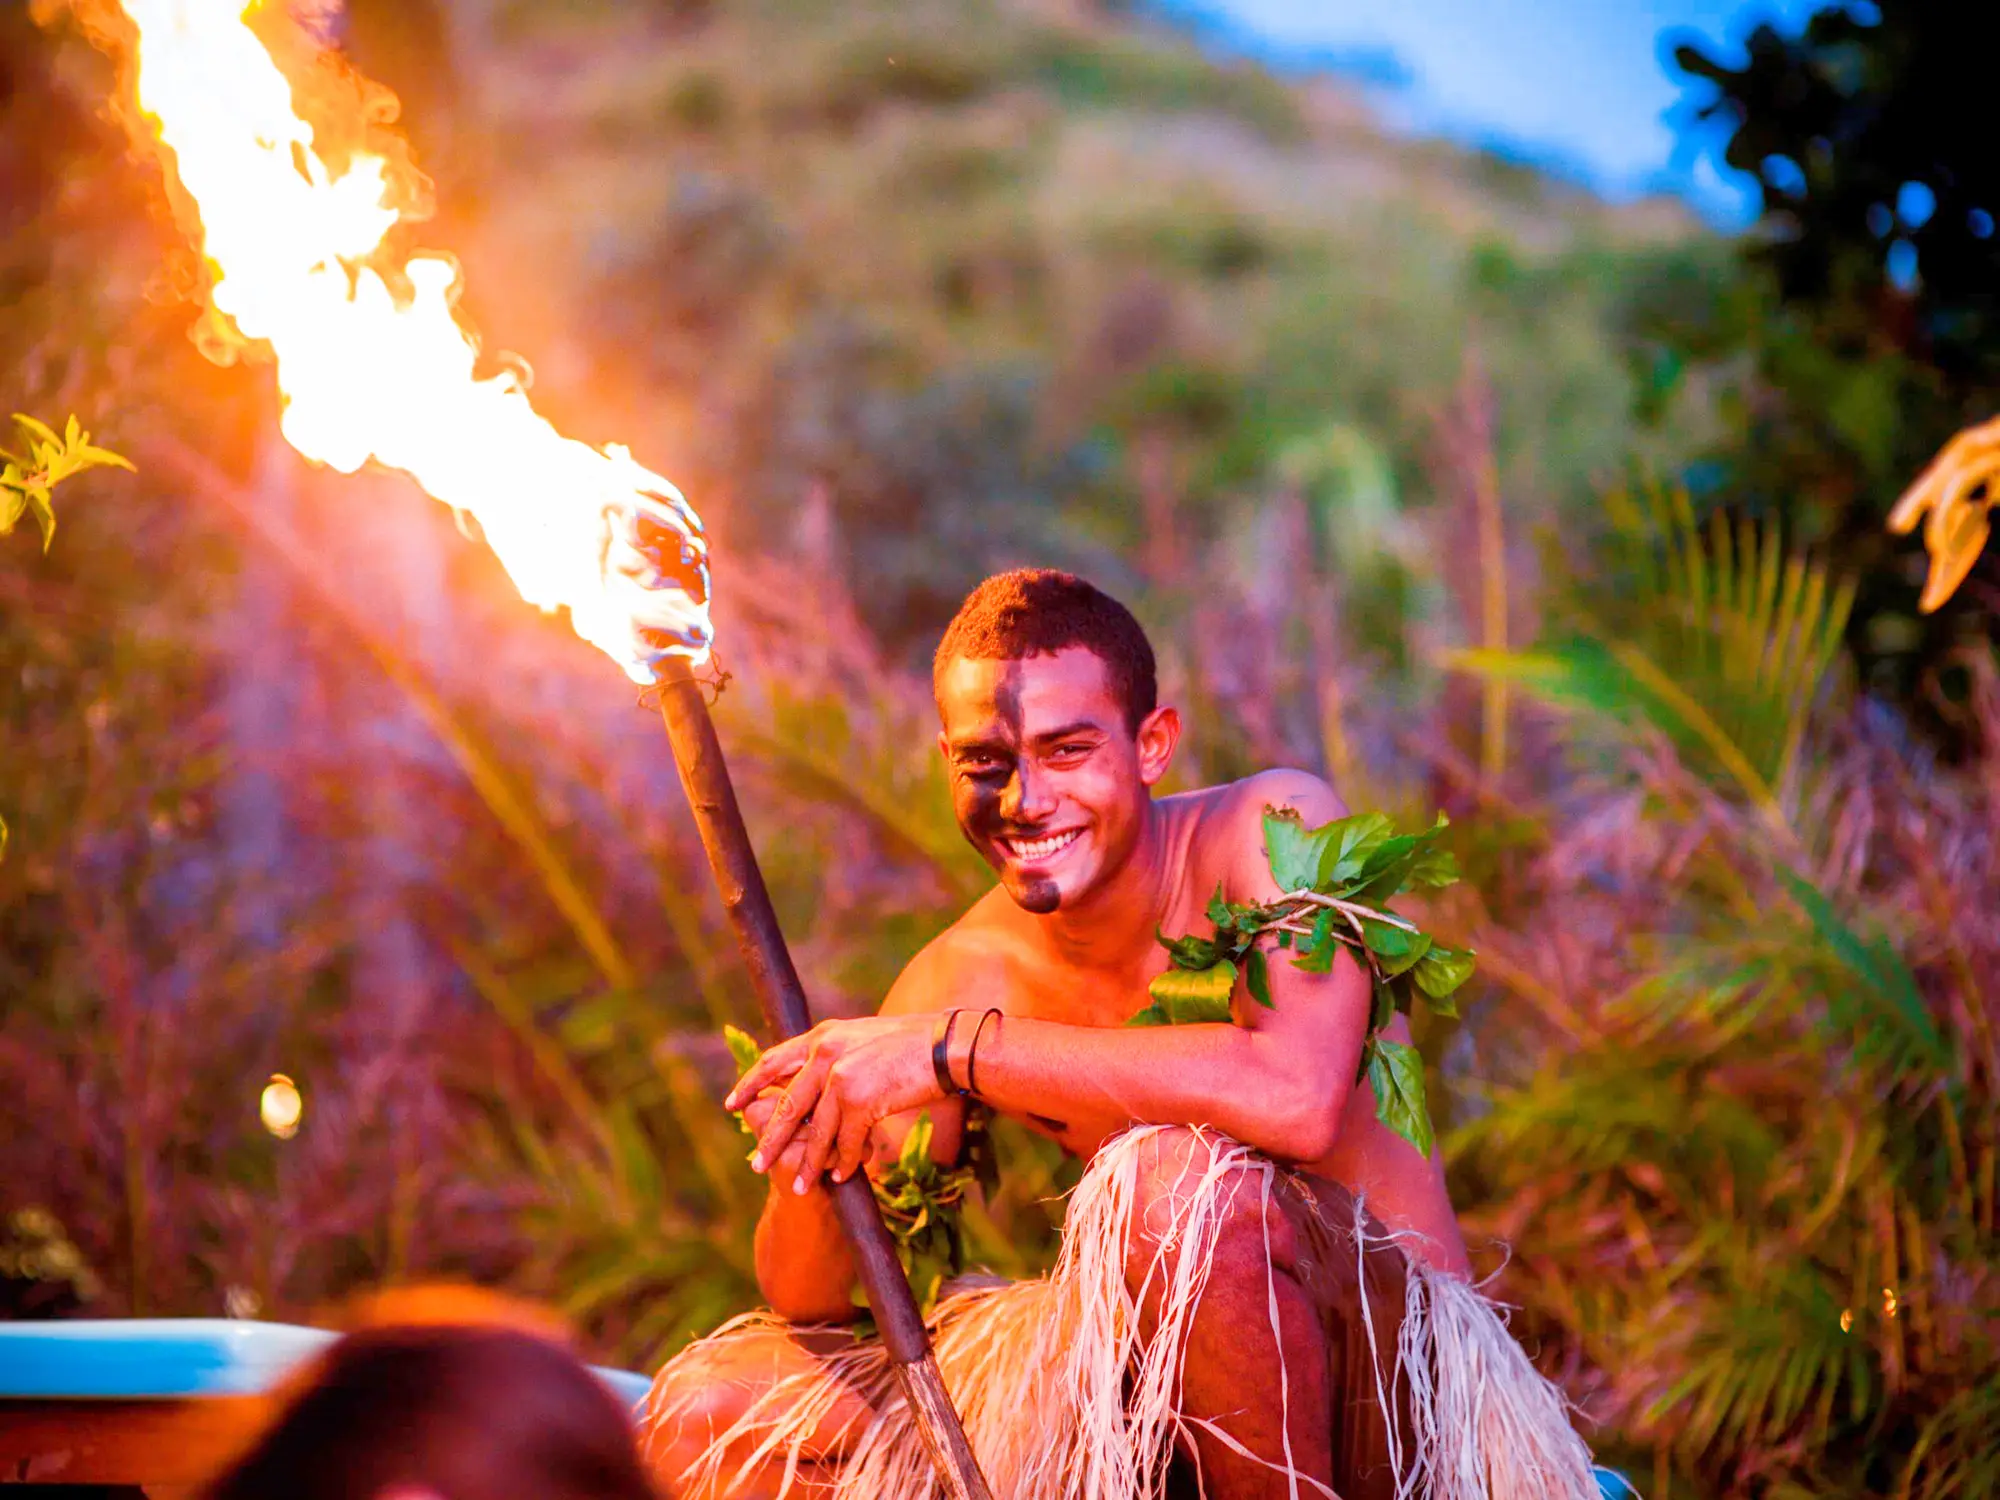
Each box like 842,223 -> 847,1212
1176,768 -> 1350,893
879,889 -> 1029,1016
1183,768 -> 1349,837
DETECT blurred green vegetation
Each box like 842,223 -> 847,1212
1,0 -> 1995,1494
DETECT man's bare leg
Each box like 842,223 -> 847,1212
641,1328 -> 873,1500
1125,1128 -> 1337,1500
1125,1128 -> 1409,1500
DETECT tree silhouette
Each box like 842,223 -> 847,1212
1667,1 -> 2000,731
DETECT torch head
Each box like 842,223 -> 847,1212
604,482 -> 715,680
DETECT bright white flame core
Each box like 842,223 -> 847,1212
120,0 -> 711,680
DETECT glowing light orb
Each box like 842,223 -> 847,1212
260,1073 -> 303,1139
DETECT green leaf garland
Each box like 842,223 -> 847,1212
1133,806 -> 1475,1156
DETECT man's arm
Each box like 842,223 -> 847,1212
966,772 -> 1366,1162
734,772 -> 1376,1183
746,946 -> 968,1323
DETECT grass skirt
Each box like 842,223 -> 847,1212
642,1126 -> 1600,1500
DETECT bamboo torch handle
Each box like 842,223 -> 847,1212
651,658 -> 994,1500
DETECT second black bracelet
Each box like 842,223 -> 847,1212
966,1007 -> 1003,1098
931,1008 -> 968,1097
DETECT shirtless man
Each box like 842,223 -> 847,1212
645,570 -> 1576,1500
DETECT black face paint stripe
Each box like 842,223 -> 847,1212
992,662 -> 1026,735
1016,876 -> 1060,914
993,662 -> 1030,821
947,660 -> 1063,913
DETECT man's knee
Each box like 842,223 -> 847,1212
640,1348 -> 754,1485
1122,1127 -> 1298,1295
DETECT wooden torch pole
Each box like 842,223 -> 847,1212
652,657 -> 994,1500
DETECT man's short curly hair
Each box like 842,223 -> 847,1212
933,569 -> 1157,732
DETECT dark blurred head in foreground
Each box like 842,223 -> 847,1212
203,1289 -> 657,1500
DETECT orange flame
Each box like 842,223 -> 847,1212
97,0 -> 711,680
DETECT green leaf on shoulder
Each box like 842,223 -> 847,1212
1206,884 -> 1232,929
1314,811 -> 1396,888
1293,906 -> 1339,973
1359,916 -> 1429,975
1345,814 -> 1453,902
1158,928 -> 1220,971
1367,1039 -> 1434,1158
1244,947 -> 1273,1008
1262,807 -> 1327,892
1341,836 -> 1418,900
1406,844 -> 1460,890
1413,946 -> 1475,1008
1130,960 -> 1237,1026
1371,980 -> 1396,1034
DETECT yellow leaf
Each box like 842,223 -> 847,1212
11,413 -> 59,448
73,445 -> 136,473
28,488 -> 55,551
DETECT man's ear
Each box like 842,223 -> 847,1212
937,729 -> 950,762
1135,704 -> 1181,787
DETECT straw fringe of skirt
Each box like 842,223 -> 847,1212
641,1126 -> 1600,1500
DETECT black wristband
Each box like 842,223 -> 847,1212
931,1009 -> 967,1097
966,1007 -> 1003,1098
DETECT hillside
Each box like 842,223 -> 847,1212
342,0 -> 1721,650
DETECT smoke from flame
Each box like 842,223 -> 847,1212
82,0 -> 712,681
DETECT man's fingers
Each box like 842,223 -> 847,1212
729,1038 -> 809,1110
794,1089 -> 841,1194
741,1088 -> 790,1136
830,1109 -> 874,1185
772,1139 -> 809,1187
752,1059 -> 827,1171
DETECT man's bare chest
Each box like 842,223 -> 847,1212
998,960 -> 1151,1032
982,875 -> 1227,1033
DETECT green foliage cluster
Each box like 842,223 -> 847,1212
1136,808 -> 1472,1157
0,413 -> 130,556
861,1112 -> 977,1318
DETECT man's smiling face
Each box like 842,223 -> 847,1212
936,647 -> 1174,914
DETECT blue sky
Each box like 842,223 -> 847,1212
1181,0 -> 1832,224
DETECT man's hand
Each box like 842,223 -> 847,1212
738,1090 -> 816,1197
726,1014 -> 946,1192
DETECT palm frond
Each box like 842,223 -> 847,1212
1457,482 -> 1854,823
1899,1379 -> 2000,1500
